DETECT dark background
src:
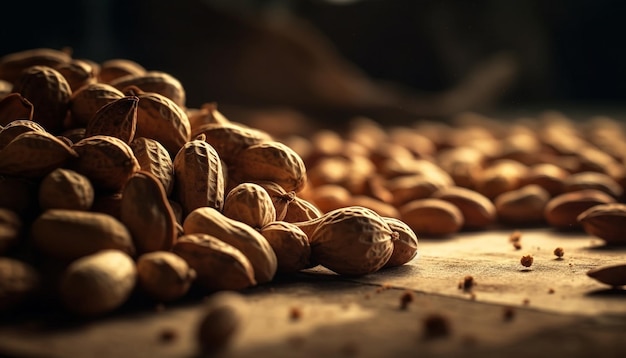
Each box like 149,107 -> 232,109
2,0 -> 626,115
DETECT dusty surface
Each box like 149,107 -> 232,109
0,229 -> 625,358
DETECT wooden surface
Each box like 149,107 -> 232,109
1,228 -> 625,358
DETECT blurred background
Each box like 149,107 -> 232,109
2,0 -> 626,123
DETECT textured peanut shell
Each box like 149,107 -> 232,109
31,209 -> 135,260
12,65 -> 71,133
232,141 -> 306,193
130,137 -> 174,196
382,217 -> 419,268
475,159 -> 528,199
110,71 -> 185,108
251,180 -> 295,221
38,168 -> 94,211
56,59 -> 97,92
120,171 -> 177,254
191,122 -> 272,164
173,234 -> 256,291
98,58 -> 146,84
0,119 -> 45,150
59,250 -> 136,316
0,48 -> 71,84
72,135 -> 140,191
223,183 -> 276,229
0,93 -> 33,126
0,130 -> 77,178
173,139 -> 225,216
260,221 -> 311,274
183,207 -> 277,284
282,196 -> 322,223
294,206 -> 394,276
134,91 -> 190,156
84,96 -> 138,144
136,251 -> 196,302
68,82 -> 124,128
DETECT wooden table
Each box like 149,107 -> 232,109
1,228 -> 625,358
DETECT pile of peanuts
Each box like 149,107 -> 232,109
1,47 -> 625,321
0,48 -> 417,317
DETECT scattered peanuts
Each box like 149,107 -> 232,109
3,47 -> 626,351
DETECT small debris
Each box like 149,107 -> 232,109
513,242 -> 522,250
422,313 -> 451,339
503,306 -> 515,321
548,288 -> 555,294
159,328 -> 178,343
289,306 -> 303,321
462,275 -> 475,291
520,255 -> 534,268
554,247 -> 564,259
400,290 -> 415,310
522,298 -> 530,306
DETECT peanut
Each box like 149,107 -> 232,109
183,207 -> 277,283
31,209 -> 135,260
59,249 -> 136,316
38,168 -> 95,211
293,206 -> 395,276
173,138 -> 225,216
136,251 -> 196,302
577,203 -> 626,245
120,171 -> 177,254
173,233 -> 256,291
544,189 -> 616,230
260,221 -> 311,274
222,182 -> 276,229
399,198 -> 464,237
0,93 -> 34,126
0,258 -> 39,312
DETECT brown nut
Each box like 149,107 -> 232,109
586,264 -> 626,287
84,95 -> 138,144
173,234 -> 256,291
136,251 -> 196,302
38,168 -> 95,211
0,208 -> 21,254
222,183 -> 276,230
120,171 -> 177,254
0,258 -> 39,312
31,209 -> 135,260
68,82 -> 124,128
11,65 -> 71,133
432,186 -> 496,230
173,139 -> 225,217
260,221 -> 311,274
59,249 -> 137,316
72,135 -> 140,192
382,217 -> 419,268
0,93 -> 34,126
183,207 -> 277,284
231,141 -> 307,193
494,184 -> 550,226
294,206 -> 395,276
544,189 -> 616,230
399,198 -> 464,237
0,130 -> 77,178
577,203 -> 626,245
197,291 -> 248,355
130,137 -> 174,196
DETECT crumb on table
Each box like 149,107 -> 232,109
520,255 -> 533,268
